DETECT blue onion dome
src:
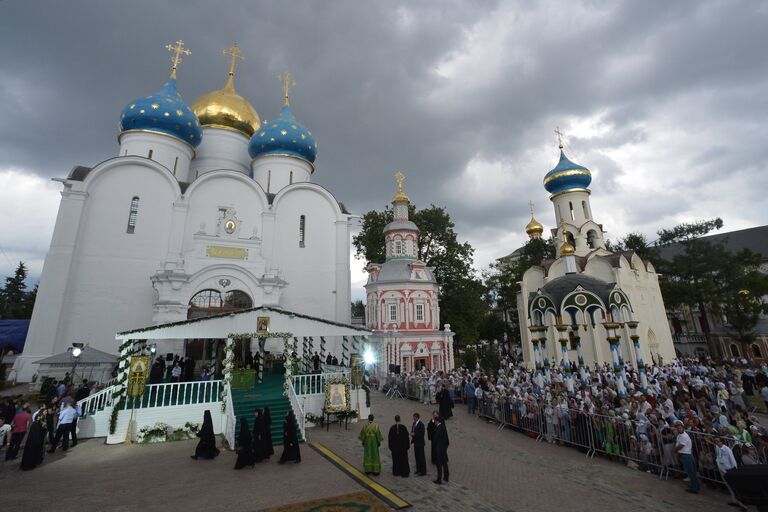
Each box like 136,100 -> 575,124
120,78 -> 202,147
248,105 -> 317,163
543,148 -> 592,194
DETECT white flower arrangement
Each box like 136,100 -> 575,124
137,421 -> 200,443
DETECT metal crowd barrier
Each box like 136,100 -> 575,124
475,393 -> 767,485
381,375 -> 464,405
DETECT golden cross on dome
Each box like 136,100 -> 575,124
528,200 -> 535,215
277,71 -> 296,106
554,126 -> 564,149
165,40 -> 191,79
394,171 -> 405,191
559,217 -> 569,241
223,44 -> 245,77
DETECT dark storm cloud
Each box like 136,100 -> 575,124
1,0 -> 766,276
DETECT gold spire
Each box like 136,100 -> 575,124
277,71 -> 296,106
222,43 -> 244,92
559,217 -> 575,256
392,171 -> 410,203
554,126 -> 564,150
525,200 -> 544,238
165,40 -> 191,79
190,43 -> 260,137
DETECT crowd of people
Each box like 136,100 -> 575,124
1,375 -> 96,471
383,356 -> 768,507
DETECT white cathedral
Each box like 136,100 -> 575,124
516,139 -> 676,394
14,43 -> 353,382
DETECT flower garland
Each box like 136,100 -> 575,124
137,421 -> 200,443
109,339 -> 144,434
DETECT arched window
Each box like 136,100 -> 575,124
587,229 -> 597,249
752,344 -> 762,358
395,240 -> 402,255
566,231 -> 575,247
299,215 -> 306,247
730,343 -> 740,357
126,196 -> 140,234
289,170 -> 293,184
569,201 -> 575,220
188,289 -> 252,319
582,200 -> 589,218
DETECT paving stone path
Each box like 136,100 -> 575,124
308,391 -> 734,512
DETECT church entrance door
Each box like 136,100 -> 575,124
414,357 -> 428,370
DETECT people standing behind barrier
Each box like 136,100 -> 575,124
713,436 -> 746,509
464,379 -> 476,414
674,420 -> 700,494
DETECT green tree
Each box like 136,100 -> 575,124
1,262 -> 35,319
484,237 -> 556,349
607,232 -> 658,262
655,218 -> 729,356
719,250 -> 768,351
350,299 -> 366,319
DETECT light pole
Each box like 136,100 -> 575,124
68,342 -> 85,383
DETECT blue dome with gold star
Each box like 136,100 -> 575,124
120,78 -> 202,147
543,149 -> 592,194
248,105 -> 317,163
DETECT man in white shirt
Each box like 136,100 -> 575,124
713,437 -> 746,509
0,418 -> 11,449
673,420 -> 700,494
48,402 -> 78,453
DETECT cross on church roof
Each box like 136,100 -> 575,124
554,126 -> 564,150
277,71 -> 296,106
223,43 -> 244,77
165,40 -> 191,79
528,200 -> 535,215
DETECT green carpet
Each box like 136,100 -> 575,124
232,372 -> 301,446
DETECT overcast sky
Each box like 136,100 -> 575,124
1,0 -> 766,301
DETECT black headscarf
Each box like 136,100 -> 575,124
20,421 -> 45,471
263,406 -> 274,457
193,410 -> 219,459
234,417 -> 254,469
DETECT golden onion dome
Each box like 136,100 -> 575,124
560,240 -> 575,256
191,76 -> 261,138
525,216 -> 544,238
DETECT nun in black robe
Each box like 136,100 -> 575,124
191,410 -> 220,460
263,406 -> 275,458
438,389 -> 454,420
234,417 -> 255,469
278,411 -> 301,464
20,421 -> 45,471
252,408 -> 266,462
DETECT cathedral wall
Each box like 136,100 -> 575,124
57,163 -> 179,356
189,128 -> 250,179
614,265 -> 676,364
272,186 -> 343,321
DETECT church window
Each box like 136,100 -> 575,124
395,240 -> 402,255
148,149 -> 153,160
267,170 -> 272,193
389,304 -> 397,322
582,200 -> 589,218
299,215 -> 306,247
587,230 -> 597,249
752,344 -> 762,358
289,170 -> 293,184
126,197 -> 140,234
416,304 -> 424,322
730,343 -> 740,357
569,201 -> 575,220
173,157 -> 179,175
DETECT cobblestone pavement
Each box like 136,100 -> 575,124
0,437 -> 360,512
308,391 -> 737,512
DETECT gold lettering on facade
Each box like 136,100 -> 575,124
206,246 -> 248,260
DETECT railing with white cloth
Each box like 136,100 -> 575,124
78,384 -> 118,417
224,382 -> 236,449
320,363 -> 349,374
285,378 -> 306,440
291,372 -> 349,396
128,380 -> 223,409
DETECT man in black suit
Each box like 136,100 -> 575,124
432,415 -> 449,485
411,412 -> 426,476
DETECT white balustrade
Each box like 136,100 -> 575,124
131,380 -> 223,409
290,371 -> 349,396
79,384 -> 117,417
285,378 -> 306,440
